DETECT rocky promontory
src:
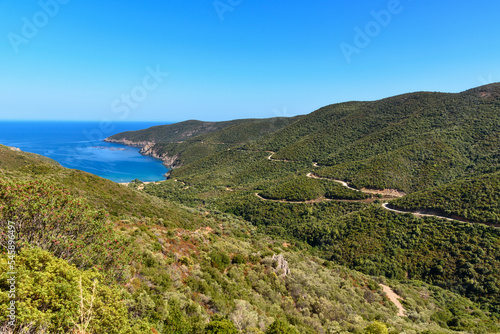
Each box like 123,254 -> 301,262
103,138 -> 182,169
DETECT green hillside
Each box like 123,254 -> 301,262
4,148 -> 498,333
106,119 -> 252,143
111,83 -> 500,192
391,171 -> 500,224
0,145 -> 204,227
123,84 -> 500,319
2,83 -> 500,332
107,117 -> 300,168
107,117 -> 301,145
251,85 -> 500,192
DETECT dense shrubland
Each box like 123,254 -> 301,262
391,171 -> 500,224
259,175 -> 368,202
213,192 -> 500,314
3,173 -> 499,332
2,84 -> 500,332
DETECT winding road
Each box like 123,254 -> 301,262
262,151 -> 478,224
381,203 -> 471,223
265,160 -> 467,222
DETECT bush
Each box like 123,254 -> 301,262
205,316 -> 238,334
266,319 -> 300,334
231,254 -> 246,264
0,248 -> 136,333
364,321 -> 389,334
210,250 -> 231,270
0,180 -> 133,279
162,299 -> 192,334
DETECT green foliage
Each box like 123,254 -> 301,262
162,299 -> 193,334
258,175 -> 368,202
260,176 -> 324,202
0,248 -> 137,333
231,254 -> 246,264
265,319 -> 300,334
210,250 -> 231,270
3,84 -> 500,333
107,119 -> 252,144
0,179 -> 132,277
321,207 -> 500,314
107,118 -> 299,167
134,85 -> 500,323
217,193 -> 365,245
0,144 -> 60,171
364,321 -> 389,334
205,316 -> 238,334
256,86 -> 500,192
0,145 -> 209,227
392,171 -> 500,224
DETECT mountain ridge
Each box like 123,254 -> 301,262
2,84 -> 500,332
107,83 -> 500,181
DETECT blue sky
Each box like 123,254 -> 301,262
0,0 -> 499,122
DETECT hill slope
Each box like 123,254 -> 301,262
254,84 -> 500,191
105,117 -> 301,167
113,83 -> 500,317
391,171 -> 500,224
0,145 -> 204,227
4,146 -> 498,333
110,83 -> 500,193
105,119 -> 252,144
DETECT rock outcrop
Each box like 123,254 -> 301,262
272,254 -> 290,277
103,138 -> 152,148
104,138 -> 182,169
139,143 -> 182,169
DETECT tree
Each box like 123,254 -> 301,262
364,321 -> 389,334
205,316 -> 238,334
163,299 -> 192,334
266,319 -> 300,334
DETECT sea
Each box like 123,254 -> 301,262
0,121 -> 171,183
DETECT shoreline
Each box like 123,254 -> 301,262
118,180 -> 167,186
104,138 -> 181,169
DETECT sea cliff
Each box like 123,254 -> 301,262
104,138 -> 181,169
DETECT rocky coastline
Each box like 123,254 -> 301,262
104,138 -> 182,170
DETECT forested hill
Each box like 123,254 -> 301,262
105,119 -> 245,144
105,116 -> 302,167
6,145 -> 500,333
105,117 -> 301,145
109,83 -> 500,192
252,83 -> 500,191
3,84 -> 500,332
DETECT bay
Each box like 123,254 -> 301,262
0,121 -> 170,183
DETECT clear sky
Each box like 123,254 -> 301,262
1,0 -> 499,122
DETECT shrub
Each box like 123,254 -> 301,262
0,248 -> 136,333
231,254 -> 246,264
162,299 -> 192,334
266,319 -> 300,334
209,250 -> 231,270
364,321 -> 389,334
0,180 -> 133,279
205,316 -> 238,334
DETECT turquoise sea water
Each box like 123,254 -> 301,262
0,121 -> 170,183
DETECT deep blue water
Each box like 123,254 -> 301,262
0,121 -> 171,183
